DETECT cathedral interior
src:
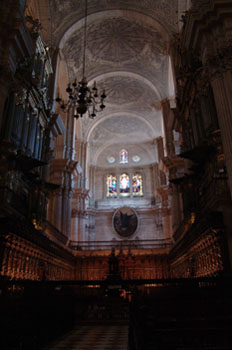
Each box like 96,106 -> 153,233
1,0 -> 232,349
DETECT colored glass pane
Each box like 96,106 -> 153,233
107,174 -> 117,197
132,174 -> 143,196
119,173 -> 130,196
120,149 -> 128,164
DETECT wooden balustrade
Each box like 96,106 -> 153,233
170,229 -> 224,278
0,232 -> 75,281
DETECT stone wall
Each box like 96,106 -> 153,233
94,207 -> 164,242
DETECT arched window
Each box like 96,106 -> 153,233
119,149 -> 128,164
119,173 -> 130,196
132,174 -> 143,196
106,174 -> 117,197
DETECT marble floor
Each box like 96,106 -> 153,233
43,324 -> 128,350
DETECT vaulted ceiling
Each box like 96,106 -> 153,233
31,0 -> 186,167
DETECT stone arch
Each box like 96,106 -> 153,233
86,111 -> 158,142
58,9 -> 170,50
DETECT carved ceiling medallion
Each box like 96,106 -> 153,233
87,17 -> 166,63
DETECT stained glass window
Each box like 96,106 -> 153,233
106,174 -> 117,197
132,174 -> 143,196
120,149 -> 128,164
119,173 -> 130,196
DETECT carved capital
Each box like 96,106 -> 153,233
50,158 -> 81,177
73,188 -> 89,199
71,208 -> 86,217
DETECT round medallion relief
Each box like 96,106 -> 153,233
113,207 -> 138,238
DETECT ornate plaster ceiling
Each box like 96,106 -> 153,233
90,141 -> 157,168
88,114 -> 159,167
47,0 -> 178,47
62,13 -> 169,88
32,0 -> 180,167
103,76 -> 159,107
90,115 -> 155,142
83,17 -> 165,63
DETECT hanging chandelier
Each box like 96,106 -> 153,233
56,0 -> 106,119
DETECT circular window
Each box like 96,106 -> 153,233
112,207 -> 138,238
132,155 -> 140,162
107,156 -> 115,164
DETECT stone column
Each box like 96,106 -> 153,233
48,48 -> 60,113
161,99 -> 175,156
54,189 -> 63,230
152,163 -> 160,197
156,137 -> 166,185
0,75 -> 11,134
70,188 -> 89,245
211,71 -> 232,198
88,165 -> 96,206
48,188 -> 62,230
66,189 -> 73,239
209,63 -> 232,270
78,211 -> 87,243
157,185 -> 172,240
49,159 -> 79,236
75,139 -> 87,187
156,136 -> 165,160
61,187 -> 69,235
64,106 -> 76,160
71,211 -> 79,242
81,141 -> 87,187
170,183 -> 181,232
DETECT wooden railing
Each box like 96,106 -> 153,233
69,238 -> 173,251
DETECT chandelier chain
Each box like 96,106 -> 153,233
82,0 -> 88,79
55,0 -> 106,119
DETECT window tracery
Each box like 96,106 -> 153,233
132,173 -> 143,196
119,173 -> 130,196
106,172 -> 143,198
119,149 -> 128,164
106,174 -> 117,197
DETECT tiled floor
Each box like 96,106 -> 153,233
43,324 -> 128,350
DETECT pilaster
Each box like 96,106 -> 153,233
48,158 -> 80,236
210,67 -> 232,198
156,185 -> 172,240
